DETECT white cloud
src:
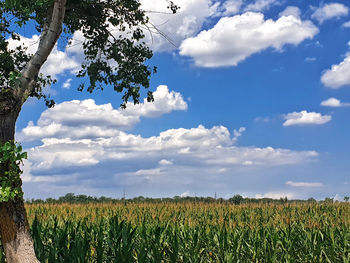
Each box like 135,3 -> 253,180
22,123 -> 318,178
19,85 -> 187,141
20,88 -> 321,198
244,0 -> 279,12
44,0 -> 219,74
254,116 -> 271,123
134,168 -> 163,176
343,21 -> 350,27
232,127 -> 246,143
283,110 -> 331,126
7,35 -> 79,78
67,0 -> 219,54
179,12 -> 318,67
311,3 -> 349,24
255,192 -> 297,199
321,97 -> 350,107
28,138 -> 101,170
159,159 -> 173,165
220,0 -> 243,16
139,0 -> 220,51
67,0 -> 218,56
286,181 -> 323,187
216,0 -> 281,17
305,57 -> 316,62
20,99 -> 318,180
62,78 -> 72,89
279,6 -> 301,18
180,191 -> 192,197
321,53 -> 350,89
124,85 -> 187,117
333,194 -> 342,201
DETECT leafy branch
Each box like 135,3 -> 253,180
0,141 -> 27,202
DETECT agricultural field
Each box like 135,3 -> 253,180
1,202 -> 349,262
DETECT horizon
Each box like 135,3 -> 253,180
24,192 -> 346,202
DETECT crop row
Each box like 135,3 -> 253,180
0,203 -> 349,262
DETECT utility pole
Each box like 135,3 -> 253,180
123,189 -> 126,205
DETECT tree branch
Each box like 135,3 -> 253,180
14,0 -> 67,104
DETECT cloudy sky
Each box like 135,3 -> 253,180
11,0 -> 350,200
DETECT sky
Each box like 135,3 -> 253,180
8,0 -> 350,200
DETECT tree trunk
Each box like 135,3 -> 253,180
0,1 -> 66,261
0,102 -> 40,263
0,201 -> 39,263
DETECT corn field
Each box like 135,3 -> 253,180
0,202 -> 349,262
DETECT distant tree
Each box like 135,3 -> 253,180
229,194 -> 244,205
133,196 -> 145,202
344,196 -> 349,203
307,197 -> 317,203
58,192 -> 76,203
280,197 -> 288,204
324,197 -> 334,203
45,197 -> 56,203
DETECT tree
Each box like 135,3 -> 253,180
229,194 -> 244,205
324,197 -> 334,203
0,0 -> 178,261
307,197 -> 317,203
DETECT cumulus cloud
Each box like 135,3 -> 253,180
22,123 -> 318,176
179,12 -> 318,67
311,3 -> 349,24
321,53 -> 350,89
19,85 -> 187,141
321,97 -> 350,107
283,111 -> 331,126
124,85 -> 187,117
7,35 -> 79,78
286,181 -> 323,187
219,0 -> 243,16
343,21 -> 350,27
20,95 -> 318,198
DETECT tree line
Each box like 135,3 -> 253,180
25,193 -> 349,205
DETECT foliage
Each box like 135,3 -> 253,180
26,192 -> 328,205
0,4 -> 57,106
0,141 -> 26,202
0,0 -> 175,108
0,202 -> 349,262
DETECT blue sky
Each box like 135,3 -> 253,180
9,0 -> 350,200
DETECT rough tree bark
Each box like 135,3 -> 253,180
0,96 -> 40,263
0,0 -> 67,262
